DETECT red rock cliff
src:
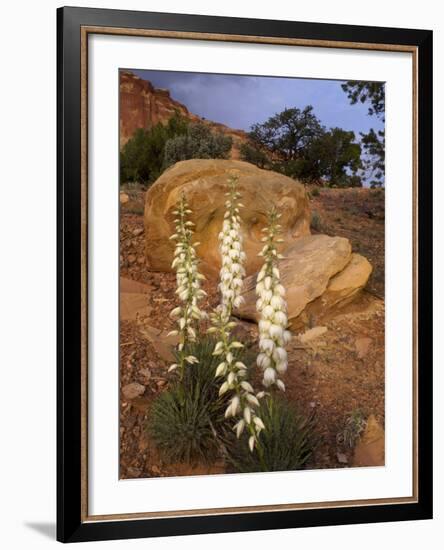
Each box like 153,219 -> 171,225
119,71 -> 248,158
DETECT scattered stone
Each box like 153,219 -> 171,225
299,326 -> 328,344
120,277 -> 151,294
336,452 -> 348,464
127,466 -> 142,477
120,292 -> 150,321
353,414 -> 385,467
128,254 -> 136,265
120,192 -> 129,204
122,382 -> 145,400
355,337 -> 373,359
132,227 -> 144,237
144,159 -> 310,279
151,465 -> 161,475
138,324 -> 178,362
156,379 -> 167,388
137,255 -> 145,265
138,368 -> 151,383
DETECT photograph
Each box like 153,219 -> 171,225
53,5 -> 433,542
118,68 -> 386,479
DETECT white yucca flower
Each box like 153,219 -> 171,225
210,307 -> 264,450
217,175 -> 246,319
209,175 -> 264,452
168,194 -> 206,378
255,206 -> 291,390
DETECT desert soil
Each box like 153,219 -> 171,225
119,186 -> 385,479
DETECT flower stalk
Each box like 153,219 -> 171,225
209,175 -> 264,452
256,207 -> 291,391
168,194 -> 206,378
209,309 -> 265,452
218,175 -> 246,318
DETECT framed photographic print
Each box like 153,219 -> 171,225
57,6 -> 433,543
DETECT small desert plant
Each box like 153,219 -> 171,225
310,210 -> 322,232
149,337 -> 230,464
310,187 -> 321,197
227,397 -> 318,472
149,384 -> 221,464
336,410 -> 367,449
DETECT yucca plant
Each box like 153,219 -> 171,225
148,337 -> 230,464
149,385 -> 220,465
209,174 -> 266,453
227,396 -> 318,473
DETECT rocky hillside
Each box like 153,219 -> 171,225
119,183 -> 385,478
119,71 -> 248,157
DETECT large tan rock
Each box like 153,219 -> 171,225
144,159 -> 310,278
324,253 -> 373,306
295,253 -> 373,326
235,234 -> 352,322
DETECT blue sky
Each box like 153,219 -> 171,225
131,69 -> 384,139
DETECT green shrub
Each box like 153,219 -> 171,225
148,337 -> 230,464
120,112 -> 188,185
310,210 -> 322,232
163,122 -> 232,168
227,397 -> 318,473
239,142 -> 270,169
149,383 -> 222,464
310,187 -> 320,197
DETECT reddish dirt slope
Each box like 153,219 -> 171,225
119,186 -> 385,479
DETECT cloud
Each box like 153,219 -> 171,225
131,69 -> 384,137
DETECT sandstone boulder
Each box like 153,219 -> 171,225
295,253 -> 373,327
144,159 -> 310,279
321,253 -> 373,308
235,234 -> 352,322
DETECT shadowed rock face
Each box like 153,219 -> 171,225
119,71 -> 248,157
234,236 -> 373,325
235,235 -> 352,322
144,159 -> 311,279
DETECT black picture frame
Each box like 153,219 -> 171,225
57,5 -> 433,543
